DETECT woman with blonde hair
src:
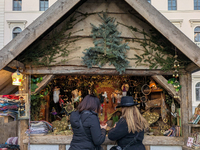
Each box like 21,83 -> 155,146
108,96 -> 148,150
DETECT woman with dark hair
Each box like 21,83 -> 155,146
108,96 -> 149,150
69,95 -> 107,150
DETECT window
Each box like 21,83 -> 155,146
40,0 -> 49,11
147,0 -> 151,3
194,0 -> 200,10
168,0 -> 177,10
196,82 -> 200,101
12,27 -> 22,39
194,26 -> 200,42
13,0 -> 22,11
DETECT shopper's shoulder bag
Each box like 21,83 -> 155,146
79,112 -> 103,150
109,132 -> 139,150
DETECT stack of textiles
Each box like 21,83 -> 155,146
0,144 -> 20,150
26,121 -> 53,136
0,95 -> 19,120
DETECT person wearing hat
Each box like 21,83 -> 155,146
108,96 -> 149,150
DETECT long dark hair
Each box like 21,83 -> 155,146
78,95 -> 100,113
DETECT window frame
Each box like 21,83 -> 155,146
168,0 -> 177,10
196,82 -> 200,101
39,0 -> 49,11
194,26 -> 200,42
194,0 -> 200,10
12,27 -> 22,39
13,0 -> 22,11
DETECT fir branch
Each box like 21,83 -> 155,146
82,12 -> 130,74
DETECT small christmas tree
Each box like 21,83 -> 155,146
82,12 -> 130,74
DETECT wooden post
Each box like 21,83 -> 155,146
145,146 -> 150,150
187,73 -> 192,136
187,73 -> 192,121
18,74 -> 29,150
59,145 -> 66,150
180,73 -> 190,144
18,120 -> 28,150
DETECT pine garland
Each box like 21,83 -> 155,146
82,12 -> 130,74
118,22 -> 191,71
16,12 -> 89,66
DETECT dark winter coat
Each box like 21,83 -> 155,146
69,110 -> 106,150
108,117 -> 145,150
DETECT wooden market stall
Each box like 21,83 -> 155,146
0,0 -> 200,150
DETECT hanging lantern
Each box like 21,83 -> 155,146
149,79 -> 157,89
12,70 -> 23,86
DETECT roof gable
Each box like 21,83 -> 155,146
0,0 -> 199,71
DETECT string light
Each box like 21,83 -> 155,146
173,47 -> 180,99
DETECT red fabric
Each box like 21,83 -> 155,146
2,95 -> 19,100
59,98 -> 64,107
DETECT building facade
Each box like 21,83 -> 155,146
1,0 -> 57,49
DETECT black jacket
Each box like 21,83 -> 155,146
108,118 -> 145,150
69,110 -> 106,150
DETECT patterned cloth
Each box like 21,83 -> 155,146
26,121 -> 53,135
0,105 -> 18,111
6,137 -> 18,145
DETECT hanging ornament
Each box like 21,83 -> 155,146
171,99 -> 176,113
173,54 -> 180,78
12,69 -> 23,86
172,47 -> 181,95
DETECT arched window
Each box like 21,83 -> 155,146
13,0 -> 22,11
40,0 -> 49,11
196,82 -> 200,101
194,0 -> 200,10
168,0 -> 177,10
194,26 -> 200,42
12,27 -> 22,39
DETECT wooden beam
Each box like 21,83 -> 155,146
125,0 -> 200,67
0,0 -> 81,71
7,60 -> 25,70
32,75 -> 55,94
180,74 -> 190,144
23,135 -> 184,146
185,62 -> 200,73
0,79 -> 18,95
3,67 -> 16,73
24,66 -> 174,75
151,75 -> 181,103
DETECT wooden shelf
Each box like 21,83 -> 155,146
151,89 -> 163,92
182,146 -> 194,150
23,135 -> 184,146
188,124 -> 200,127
